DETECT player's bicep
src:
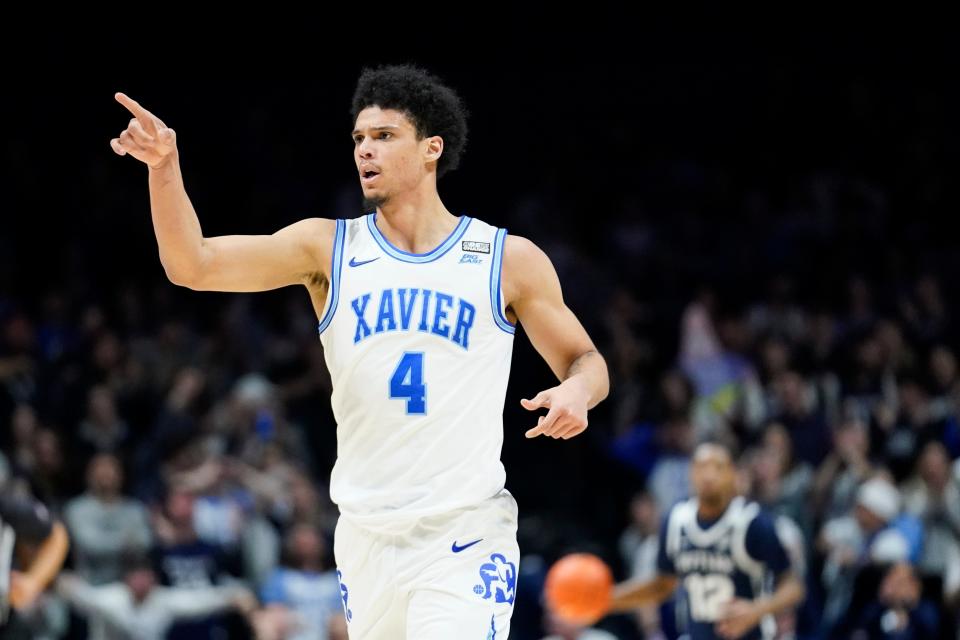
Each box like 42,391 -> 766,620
504,236 -> 597,380
183,217 -> 334,293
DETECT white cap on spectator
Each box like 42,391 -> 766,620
870,528 -> 910,564
857,477 -> 900,522
233,373 -> 275,407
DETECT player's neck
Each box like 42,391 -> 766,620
696,494 -> 735,521
375,194 -> 458,254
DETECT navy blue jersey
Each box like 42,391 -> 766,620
657,496 -> 791,640
152,539 -> 241,640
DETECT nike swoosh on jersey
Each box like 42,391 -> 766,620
349,256 -> 380,267
451,538 -> 484,553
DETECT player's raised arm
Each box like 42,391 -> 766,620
503,234 -> 610,440
110,93 -> 333,292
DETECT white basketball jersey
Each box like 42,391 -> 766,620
318,211 -> 517,534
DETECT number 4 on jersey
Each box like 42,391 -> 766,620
390,351 -> 426,414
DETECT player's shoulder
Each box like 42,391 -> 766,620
662,496 -> 698,528
728,496 -> 765,528
280,217 -> 342,276
502,233 -> 546,264
285,216 -> 339,238
738,499 -> 779,542
274,216 -> 339,251
501,233 -> 559,298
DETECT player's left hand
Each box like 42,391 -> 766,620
9,570 -> 44,610
521,378 -> 590,439
715,598 -> 762,639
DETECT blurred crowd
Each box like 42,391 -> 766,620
1,290 -> 348,638
601,285 -> 959,639
2,155 -> 960,640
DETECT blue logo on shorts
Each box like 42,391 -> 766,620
473,553 -> 517,605
336,569 -> 353,621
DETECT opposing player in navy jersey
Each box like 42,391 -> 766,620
110,64 -> 609,639
609,442 -> 805,640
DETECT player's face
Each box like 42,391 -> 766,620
690,444 -> 737,506
352,106 -> 431,208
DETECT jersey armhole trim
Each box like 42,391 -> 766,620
490,227 -> 517,335
317,218 -> 346,335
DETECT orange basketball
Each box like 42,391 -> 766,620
543,552 -> 613,626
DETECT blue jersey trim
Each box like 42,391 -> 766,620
490,227 -> 516,335
317,218 -> 346,335
366,211 -> 472,263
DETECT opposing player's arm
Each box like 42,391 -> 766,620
608,574 -> 679,612
716,512 -> 806,639
757,569 -> 805,616
715,570 -> 805,639
609,511 -> 678,612
744,513 -> 806,614
502,235 -> 609,408
110,93 -> 333,293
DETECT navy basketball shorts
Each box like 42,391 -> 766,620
333,488 -> 520,639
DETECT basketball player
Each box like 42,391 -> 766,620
110,64 -> 609,639
608,441 -> 805,640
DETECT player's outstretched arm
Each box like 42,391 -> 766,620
608,574 -> 679,612
110,93 -> 333,292
503,235 -> 610,440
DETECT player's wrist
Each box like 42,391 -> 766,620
749,596 -> 772,619
561,373 -> 592,406
148,150 -> 179,172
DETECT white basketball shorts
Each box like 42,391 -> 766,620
333,488 -> 521,639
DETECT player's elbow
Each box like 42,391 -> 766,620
163,257 -> 213,289
778,571 -> 806,607
165,267 -> 203,290
791,576 -> 806,606
598,352 -> 611,402
160,246 -> 208,289
586,349 -> 611,405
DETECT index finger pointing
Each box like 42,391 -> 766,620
115,92 -> 156,131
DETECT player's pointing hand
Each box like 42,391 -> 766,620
521,378 -> 591,440
110,92 -> 177,169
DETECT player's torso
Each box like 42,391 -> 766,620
316,212 -> 517,530
666,497 -> 770,640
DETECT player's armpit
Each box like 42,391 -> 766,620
174,217 -> 335,293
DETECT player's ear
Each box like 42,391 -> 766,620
423,135 -> 444,164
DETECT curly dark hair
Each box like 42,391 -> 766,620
350,63 -> 469,179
